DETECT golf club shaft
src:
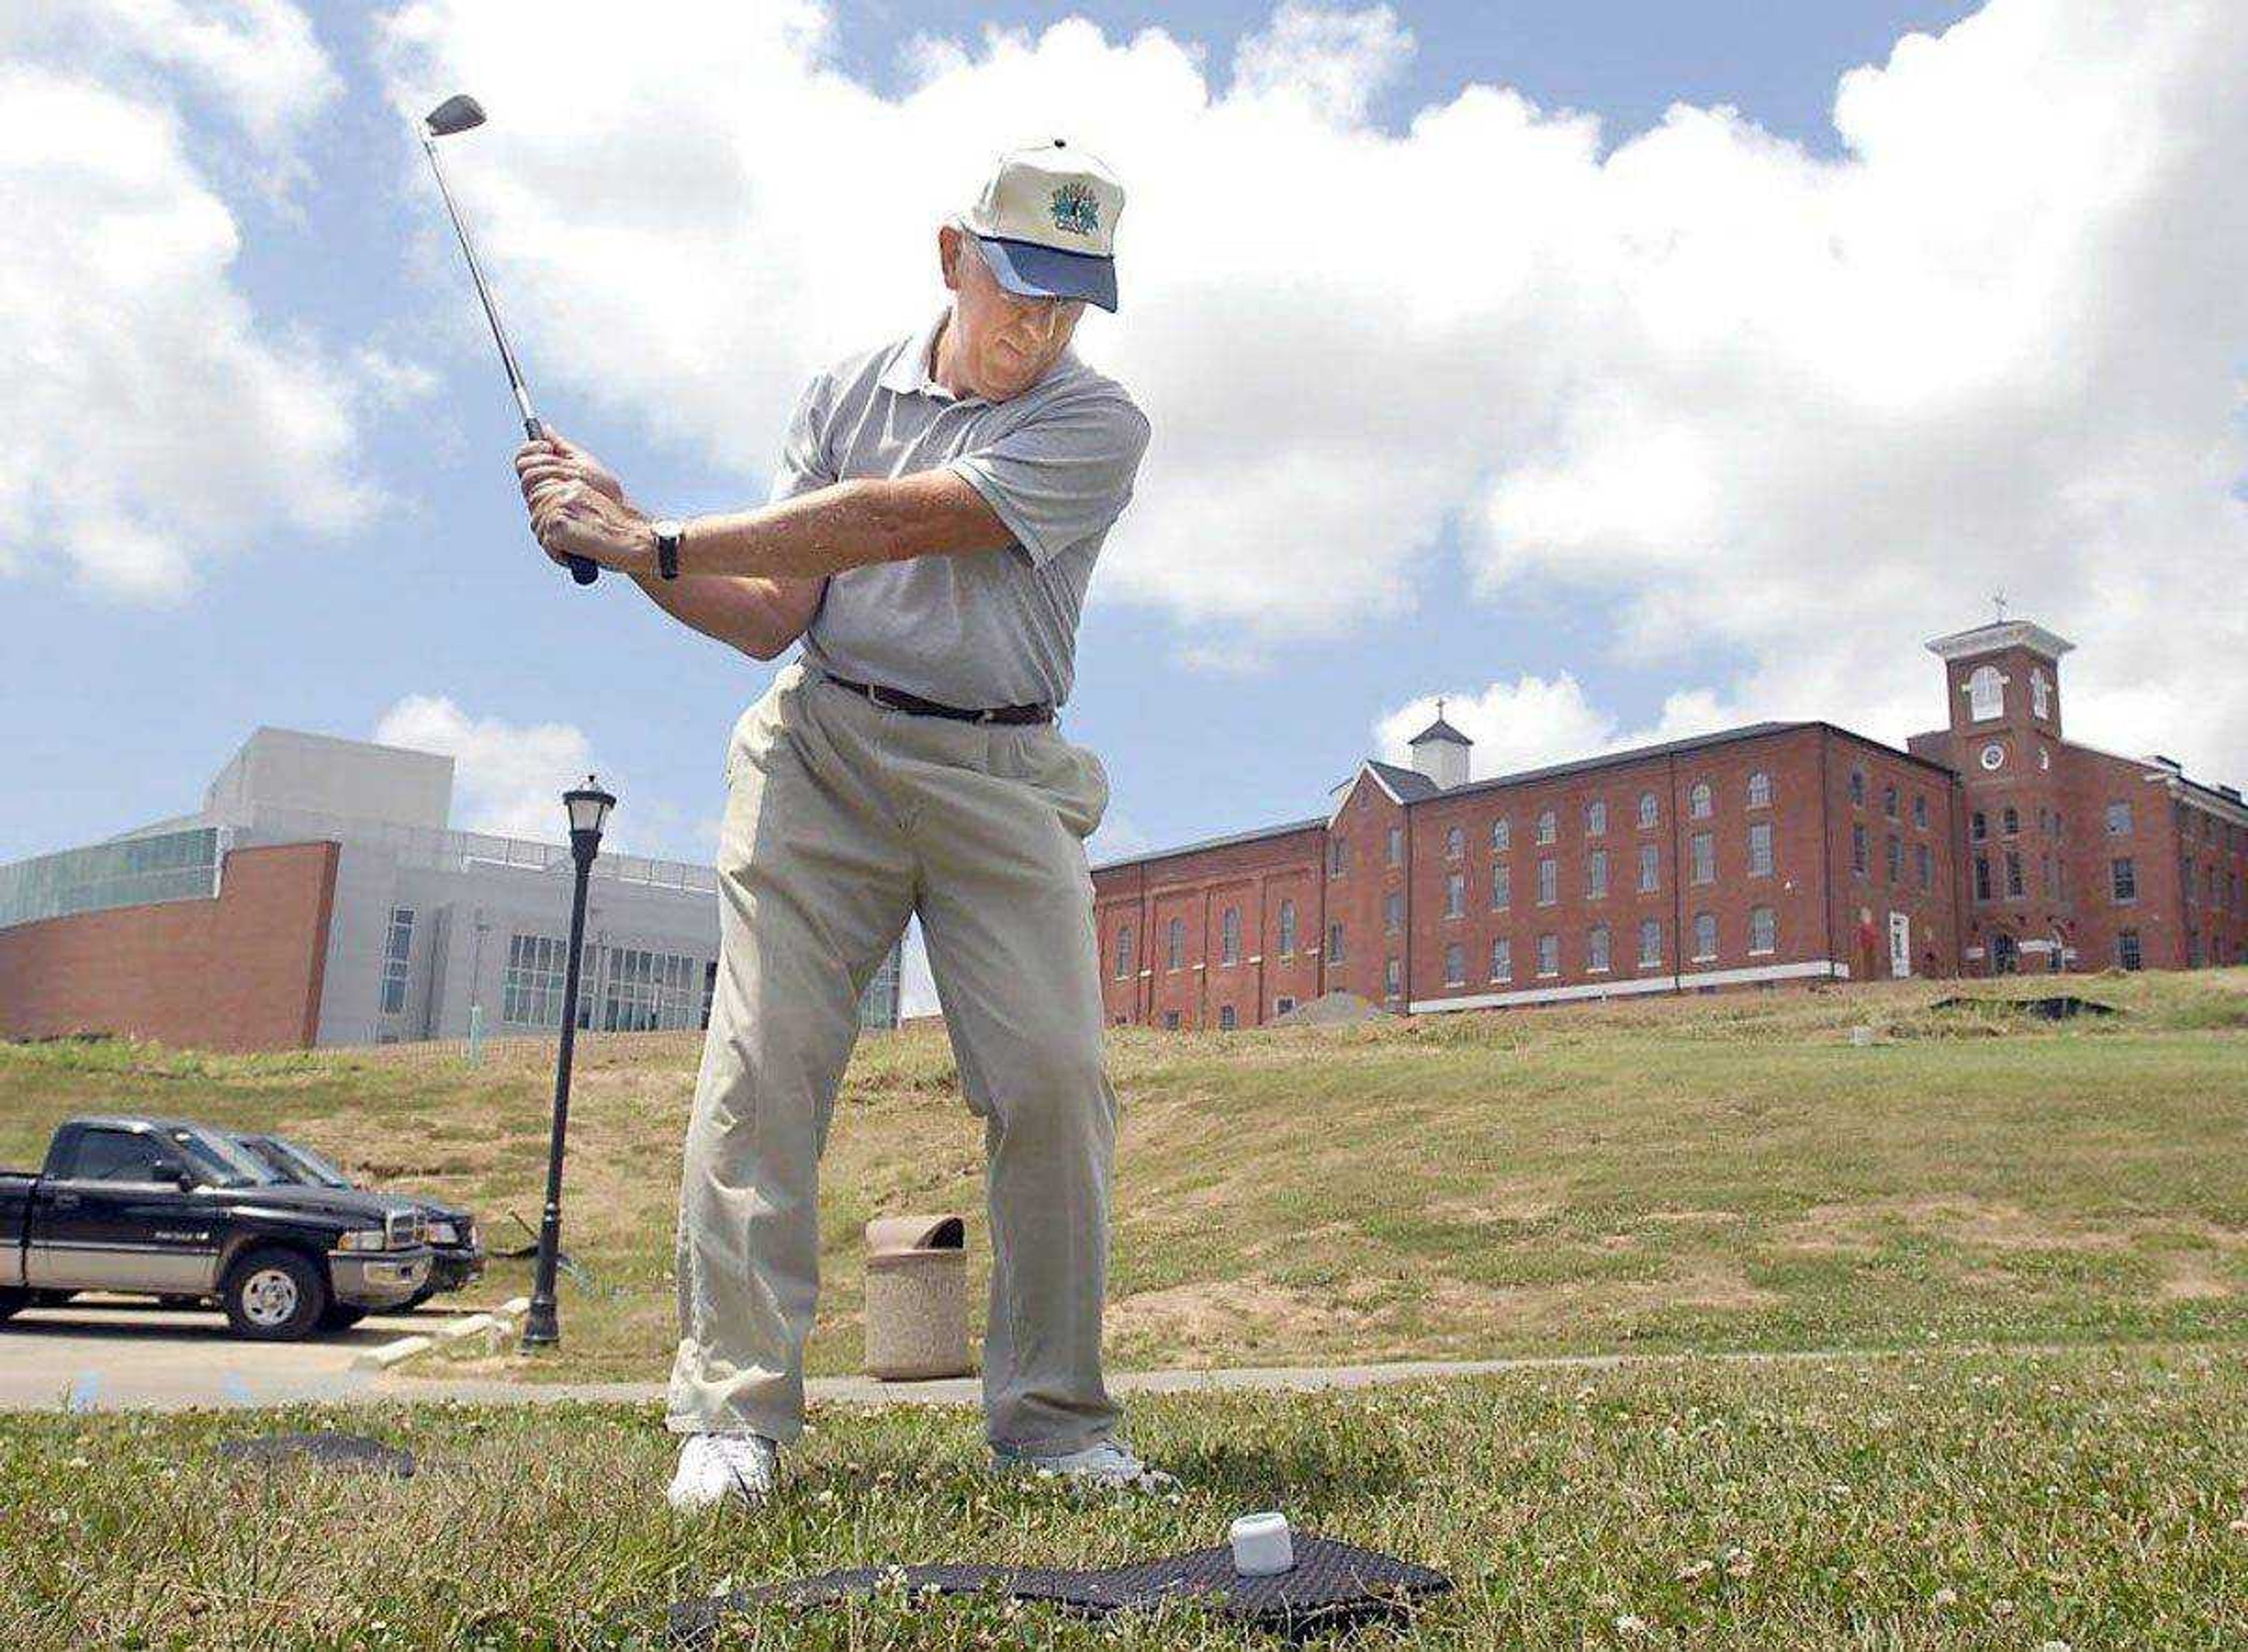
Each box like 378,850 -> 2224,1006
420,136 -> 598,587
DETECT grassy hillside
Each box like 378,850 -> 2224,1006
4,971 -> 2246,1383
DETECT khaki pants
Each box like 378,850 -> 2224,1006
666,663 -> 1120,1454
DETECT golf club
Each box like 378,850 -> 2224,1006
419,92 -> 599,587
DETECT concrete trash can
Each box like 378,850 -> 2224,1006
863,1214 -> 975,1381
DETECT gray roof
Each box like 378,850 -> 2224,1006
1091,815 -> 1325,875
1407,712 -> 1472,747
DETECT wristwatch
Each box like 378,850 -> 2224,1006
650,518 -> 686,580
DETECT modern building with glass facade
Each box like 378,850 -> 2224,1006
0,728 -> 902,1051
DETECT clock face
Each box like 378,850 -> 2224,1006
1979,743 -> 2005,772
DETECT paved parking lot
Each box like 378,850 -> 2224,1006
0,1295 -> 488,1411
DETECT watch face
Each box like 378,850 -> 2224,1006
1980,743 -> 2005,772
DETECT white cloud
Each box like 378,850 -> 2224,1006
0,8 -> 371,599
1377,676 -> 1739,778
373,694 -> 601,842
373,0 -> 2248,782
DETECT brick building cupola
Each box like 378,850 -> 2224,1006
1407,700 -> 1473,789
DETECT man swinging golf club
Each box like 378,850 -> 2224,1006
513,142 -> 1157,1510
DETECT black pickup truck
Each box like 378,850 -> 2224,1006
1,1116 -> 433,1339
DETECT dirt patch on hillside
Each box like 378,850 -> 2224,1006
1108,1278 -> 1383,1348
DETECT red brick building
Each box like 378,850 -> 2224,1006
1093,618 -> 2246,1030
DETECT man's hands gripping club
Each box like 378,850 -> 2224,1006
516,434 -> 656,575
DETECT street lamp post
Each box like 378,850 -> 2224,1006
522,775 -> 615,1350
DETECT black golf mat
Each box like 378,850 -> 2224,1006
666,1533 -> 1450,1643
216,1431 -> 415,1477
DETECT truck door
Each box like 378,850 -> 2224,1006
25,1127 -> 218,1294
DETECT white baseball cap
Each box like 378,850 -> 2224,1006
963,139 -> 1125,313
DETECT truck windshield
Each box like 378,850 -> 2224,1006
254,1136 -> 353,1189
166,1127 -> 284,1188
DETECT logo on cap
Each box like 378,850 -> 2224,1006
1049,181 -> 1101,238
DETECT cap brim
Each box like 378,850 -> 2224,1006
975,235 -> 1118,313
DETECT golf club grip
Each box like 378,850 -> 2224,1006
525,416 -> 600,585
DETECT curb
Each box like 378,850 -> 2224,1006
353,1297 -> 532,1373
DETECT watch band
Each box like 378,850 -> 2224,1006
653,519 -> 684,580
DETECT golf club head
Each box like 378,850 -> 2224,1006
424,93 -> 486,138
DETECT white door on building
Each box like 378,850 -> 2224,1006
1888,912 -> 1911,978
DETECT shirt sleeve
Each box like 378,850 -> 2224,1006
946,389 -> 1151,569
766,375 -> 835,505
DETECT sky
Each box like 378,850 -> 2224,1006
4,0 -> 2244,1014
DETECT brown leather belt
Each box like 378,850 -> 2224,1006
821,673 -> 1053,725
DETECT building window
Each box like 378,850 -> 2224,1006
1491,862 -> 1511,910
379,907 -> 414,1016
1492,817 -> 1511,852
1445,825 -> 1464,860
1383,957 -> 1401,999
1848,769 -> 1866,807
1387,825 -> 1403,866
1585,799 -> 1607,836
1689,782 -> 1713,820
2111,857 -> 2136,903
1444,944 -> 1466,986
2105,801 -> 2133,835
1536,858 -> 1557,906
2002,806 -> 2019,837
1747,770 -> 1771,809
1445,872 -> 1465,918
1329,838 -> 1347,877
1586,849 -> 1608,899
1638,918 -> 1661,968
1638,791 -> 1658,828
2116,928 -> 2142,970
1277,901 -> 1297,957
1162,1009 -> 1180,1030
1691,911 -> 1717,962
1381,892 -> 1403,933
1587,924 -> 1611,972
1882,783 -> 1898,820
1914,794 -> 1929,830
1536,809 -> 1557,846
2031,667 -> 2051,719
1637,842 -> 1659,893
702,959 -> 718,1030
2004,851 -> 2024,898
1852,823 -> 1869,876
1974,855 -> 1992,902
1490,937 -> 1512,982
1972,811 -> 1988,842
1221,906 -> 1240,965
1690,832 -> 1715,885
1328,922 -> 1345,964
1747,821 -> 1773,878
1917,842 -> 1932,890
1167,917 -> 1185,970
503,933 -> 568,1028
1968,664 -> 2005,721
1886,834 -> 1903,885
1274,996 -> 1297,1016
1749,905 -> 1776,955
1113,925 -> 1133,980
1219,1004 -> 1237,1031
593,945 -> 707,1033
1536,933 -> 1559,978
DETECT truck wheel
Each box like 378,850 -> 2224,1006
317,1303 -> 369,1332
0,1288 -> 26,1325
222,1247 -> 327,1341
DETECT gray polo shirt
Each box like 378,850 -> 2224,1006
781,314 -> 1149,710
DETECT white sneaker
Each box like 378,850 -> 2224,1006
666,1432 -> 779,1512
993,1437 -> 1178,1491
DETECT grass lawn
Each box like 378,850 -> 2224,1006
2,1346 -> 2243,1648
2,971 -> 2246,1385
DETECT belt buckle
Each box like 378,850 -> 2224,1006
974,708 -> 999,725
866,683 -> 903,713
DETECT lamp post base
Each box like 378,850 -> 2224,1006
520,1302 -> 560,1350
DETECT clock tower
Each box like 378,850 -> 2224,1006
1918,614 -> 2076,973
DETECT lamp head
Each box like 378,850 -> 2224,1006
564,774 -> 615,856
423,94 -> 487,139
